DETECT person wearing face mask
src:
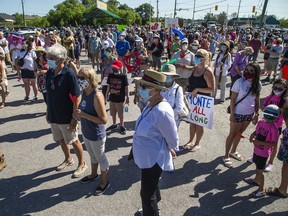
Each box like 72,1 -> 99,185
171,35 -> 181,55
265,38 -> 284,83
73,67 -> 110,195
209,36 -> 218,60
212,41 -> 232,103
133,69 -> 178,216
246,79 -> 287,172
229,47 -> 254,92
17,40 -> 38,101
224,62 -> 262,168
9,36 -> 22,76
129,37 -> 147,77
149,33 -> 164,71
105,60 -> 129,135
63,30 -> 75,60
171,38 -> 195,93
101,47 -> 115,99
189,40 -> 199,54
183,49 -> 215,152
45,44 -> 88,178
116,32 -> 131,74
88,31 -> 101,70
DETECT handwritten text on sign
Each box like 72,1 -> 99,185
184,93 -> 214,129
150,22 -> 161,31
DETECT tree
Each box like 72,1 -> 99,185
204,13 -> 216,22
81,0 -> 95,7
216,11 -> 227,25
135,3 -> 154,25
27,17 -> 50,27
280,18 -> 288,28
46,0 -> 87,26
13,13 -> 24,25
230,12 -> 237,19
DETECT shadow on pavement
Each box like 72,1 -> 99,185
0,112 -> 46,124
0,167 -> 91,215
0,128 -> 51,143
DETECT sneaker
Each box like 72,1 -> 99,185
135,209 -> 143,216
0,154 -> 7,172
95,182 -> 110,196
24,96 -> 29,101
119,126 -> 127,135
106,124 -> 118,131
56,158 -> 75,171
72,162 -> 88,178
264,163 -> 273,172
31,96 -> 38,102
246,157 -> 253,163
80,174 -> 99,184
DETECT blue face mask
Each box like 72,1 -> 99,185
194,57 -> 202,65
221,45 -> 227,51
138,87 -> 152,100
166,76 -> 173,83
48,60 -> 57,69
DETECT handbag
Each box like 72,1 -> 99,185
17,50 -> 29,67
173,86 -> 190,119
227,87 -> 251,114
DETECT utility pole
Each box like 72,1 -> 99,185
174,0 -> 177,18
157,0 -> 159,22
236,0 -> 242,25
149,0 -> 152,23
21,0 -> 26,26
260,0 -> 269,28
192,0 -> 196,24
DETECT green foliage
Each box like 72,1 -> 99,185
26,17 -> 50,27
217,12 -> 227,25
14,13 -> 24,25
135,3 -> 154,25
204,13 -> 216,22
280,18 -> 288,28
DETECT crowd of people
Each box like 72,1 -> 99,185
1,25 -> 288,215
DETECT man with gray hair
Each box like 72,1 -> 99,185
46,44 -> 88,178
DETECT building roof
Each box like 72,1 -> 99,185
0,13 -> 15,20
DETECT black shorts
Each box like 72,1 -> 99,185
21,69 -> 35,79
253,153 -> 268,170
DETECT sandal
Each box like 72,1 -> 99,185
223,158 -> 233,168
266,187 -> 288,198
189,145 -> 201,152
243,178 -> 260,186
183,143 -> 195,150
249,190 -> 266,199
229,152 -> 242,161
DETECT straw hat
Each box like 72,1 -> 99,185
161,64 -> 180,78
220,40 -> 230,49
134,69 -> 168,90
34,46 -> 47,53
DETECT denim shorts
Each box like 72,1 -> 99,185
234,113 -> 253,123
277,142 -> 288,163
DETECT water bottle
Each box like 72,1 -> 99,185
125,106 -> 129,113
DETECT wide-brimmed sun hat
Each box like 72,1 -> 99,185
161,64 -> 180,78
34,46 -> 47,53
134,69 -> 168,90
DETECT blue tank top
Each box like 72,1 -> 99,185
80,89 -> 106,141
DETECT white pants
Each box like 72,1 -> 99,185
213,75 -> 227,102
83,136 -> 109,171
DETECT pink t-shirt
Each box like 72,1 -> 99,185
254,119 -> 279,157
263,94 -> 284,128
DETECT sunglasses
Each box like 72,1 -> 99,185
112,68 -> 118,73
77,76 -> 86,80
273,87 -> 285,91
195,55 -> 204,58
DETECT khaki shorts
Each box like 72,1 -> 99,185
50,123 -> 78,145
5,53 -> 11,63
110,101 -> 124,118
267,58 -> 279,71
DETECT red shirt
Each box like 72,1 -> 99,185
249,39 -> 262,53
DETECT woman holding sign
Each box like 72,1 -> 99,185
183,49 -> 215,152
224,62 -> 261,168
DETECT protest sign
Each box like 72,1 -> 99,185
183,93 -> 214,129
165,18 -> 178,28
150,22 -> 161,31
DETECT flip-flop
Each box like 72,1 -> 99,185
249,190 -> 266,199
266,187 -> 288,198
183,143 -> 194,150
229,152 -> 242,161
189,145 -> 201,152
223,158 -> 233,168
243,178 -> 260,186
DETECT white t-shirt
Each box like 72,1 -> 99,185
18,50 -> 36,71
0,38 -> 9,53
171,50 -> 195,78
10,44 -> 22,63
231,78 -> 261,115
212,53 -> 232,76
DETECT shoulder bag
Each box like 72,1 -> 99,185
227,87 -> 251,114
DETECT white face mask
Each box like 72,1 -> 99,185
192,45 -> 198,50
78,79 -> 89,91
273,90 -> 285,96
182,44 -> 188,51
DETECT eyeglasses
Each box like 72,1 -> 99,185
195,55 -> 204,58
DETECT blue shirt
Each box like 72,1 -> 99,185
80,89 -> 106,141
89,37 -> 101,54
133,101 -> 179,171
46,66 -> 80,124
116,40 -> 130,56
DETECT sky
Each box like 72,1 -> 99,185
1,0 -> 287,20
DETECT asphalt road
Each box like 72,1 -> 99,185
0,52 -> 287,216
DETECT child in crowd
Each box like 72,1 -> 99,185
245,104 -> 280,198
266,107 -> 288,198
248,79 -> 287,171
106,59 -> 129,135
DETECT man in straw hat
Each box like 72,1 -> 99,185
133,69 -> 179,216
